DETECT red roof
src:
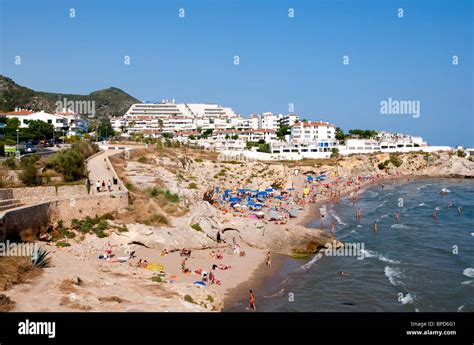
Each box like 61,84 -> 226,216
2,110 -> 34,116
292,121 -> 335,127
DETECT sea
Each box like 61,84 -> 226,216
227,178 -> 474,312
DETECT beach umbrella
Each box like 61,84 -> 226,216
229,197 -> 239,203
265,188 -> 274,192
307,176 -> 314,181
287,188 -> 295,191
216,187 -> 220,193
254,203 -> 263,208
237,189 -> 246,193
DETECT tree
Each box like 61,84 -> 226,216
276,125 -> 290,140
232,135 -> 239,140
335,127 -> 345,142
225,135 -> 230,140
6,117 -> 20,129
188,135 -> 195,140
348,129 -> 377,139
330,148 -> 339,159
26,120 -> 54,139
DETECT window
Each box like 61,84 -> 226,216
47,120 -> 52,124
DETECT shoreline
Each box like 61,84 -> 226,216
222,174 -> 426,310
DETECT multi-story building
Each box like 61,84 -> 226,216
290,121 -> 337,151
212,129 -> 277,142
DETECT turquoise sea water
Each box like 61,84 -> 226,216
228,178 -> 474,312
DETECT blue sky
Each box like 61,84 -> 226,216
0,0 -> 472,146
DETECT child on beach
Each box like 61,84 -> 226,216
266,251 -> 272,268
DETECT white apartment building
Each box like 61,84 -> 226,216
290,121 -> 337,150
116,101 -> 239,134
212,129 -> 277,142
2,109 -> 88,135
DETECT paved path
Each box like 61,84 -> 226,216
87,149 -> 124,195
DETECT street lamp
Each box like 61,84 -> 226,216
16,128 -> 19,147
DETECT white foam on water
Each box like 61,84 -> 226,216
400,293 -> 414,305
471,233 -> 474,237
350,229 -> 358,234
417,184 -> 431,191
461,280 -> 473,286
457,304 -> 465,312
361,250 -> 400,264
377,200 -> 387,208
300,253 -> 323,271
384,266 -> 402,286
462,268 -> 474,278
435,207 -> 441,211
441,188 -> 451,193
391,224 -> 409,229
380,214 -> 389,218
357,225 -> 362,228
264,288 -> 286,299
418,202 -> 427,207
329,210 -> 347,225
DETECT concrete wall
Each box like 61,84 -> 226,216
0,191 -> 128,242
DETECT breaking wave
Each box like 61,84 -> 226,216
361,250 -> 400,264
462,268 -> 474,278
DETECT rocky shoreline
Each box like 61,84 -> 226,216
2,149 -> 473,312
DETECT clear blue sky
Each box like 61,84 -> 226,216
0,0 -> 472,146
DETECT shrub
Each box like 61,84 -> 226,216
184,295 -> 196,304
56,241 -> 71,248
124,182 -> 135,191
456,149 -> 466,158
188,182 -> 198,189
137,156 -> 148,163
3,158 -> 16,169
147,187 -> 180,203
389,153 -> 402,167
18,156 -> 41,186
31,247 -> 51,267
191,223 -> 202,232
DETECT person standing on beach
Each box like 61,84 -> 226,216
331,222 -> 335,239
107,179 -> 112,192
395,211 -> 399,223
373,221 -> 378,233
216,230 -> 221,244
249,290 -> 256,311
434,209 -> 437,222
266,251 -> 272,268
356,208 -> 361,222
96,181 -> 101,193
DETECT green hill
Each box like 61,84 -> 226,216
0,75 -> 139,119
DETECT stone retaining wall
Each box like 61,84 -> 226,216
0,191 -> 128,241
0,185 -> 88,204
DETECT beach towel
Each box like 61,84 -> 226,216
145,263 -> 165,271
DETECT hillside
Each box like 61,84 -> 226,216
0,75 -> 139,119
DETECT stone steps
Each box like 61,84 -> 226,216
0,202 -> 23,211
0,198 -> 23,211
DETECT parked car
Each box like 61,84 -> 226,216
25,145 -> 37,153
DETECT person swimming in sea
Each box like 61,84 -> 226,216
339,271 -> 350,277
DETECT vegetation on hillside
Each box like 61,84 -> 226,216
0,75 -> 139,119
